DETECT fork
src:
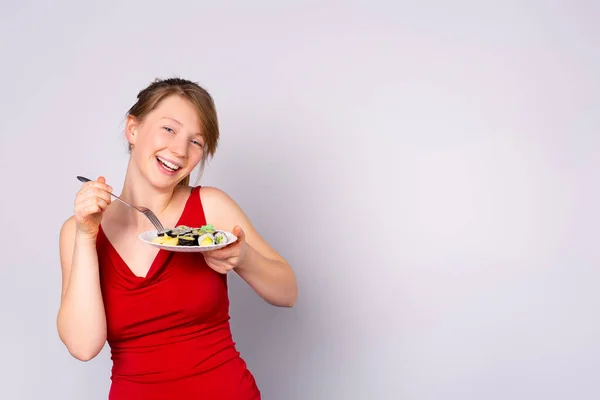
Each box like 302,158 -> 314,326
76,176 -> 165,232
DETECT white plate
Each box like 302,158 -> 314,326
138,230 -> 238,252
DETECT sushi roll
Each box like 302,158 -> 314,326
152,236 -> 166,244
178,235 -> 197,246
198,232 -> 215,247
191,228 -> 204,237
164,229 -> 178,238
166,225 -> 189,237
214,231 -> 228,245
152,235 -> 178,246
173,227 -> 187,236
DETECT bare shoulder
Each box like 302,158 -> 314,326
199,186 -> 251,229
198,186 -> 287,262
199,186 -> 244,219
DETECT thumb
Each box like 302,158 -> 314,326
232,225 -> 245,241
97,176 -> 106,184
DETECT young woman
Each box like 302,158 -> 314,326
57,78 -> 298,399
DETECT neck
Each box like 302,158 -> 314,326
118,160 -> 178,227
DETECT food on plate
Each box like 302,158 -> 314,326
151,224 -> 230,247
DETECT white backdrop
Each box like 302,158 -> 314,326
1,1 -> 598,399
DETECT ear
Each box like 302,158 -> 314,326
125,115 -> 139,147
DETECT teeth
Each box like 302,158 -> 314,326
157,157 -> 180,171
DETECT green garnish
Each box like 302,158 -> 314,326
201,224 -> 215,232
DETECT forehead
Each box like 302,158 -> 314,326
148,95 -> 202,133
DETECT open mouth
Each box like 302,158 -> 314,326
156,156 -> 181,173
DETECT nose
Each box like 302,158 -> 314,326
170,136 -> 188,159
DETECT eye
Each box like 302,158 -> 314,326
191,139 -> 204,148
163,126 -> 175,133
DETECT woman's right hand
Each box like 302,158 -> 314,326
74,176 -> 113,238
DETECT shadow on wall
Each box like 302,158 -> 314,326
219,140 -> 311,398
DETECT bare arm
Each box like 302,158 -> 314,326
236,240 -> 298,307
57,177 -> 112,361
56,217 -> 107,361
201,187 -> 298,307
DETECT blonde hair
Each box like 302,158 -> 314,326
126,77 -> 219,186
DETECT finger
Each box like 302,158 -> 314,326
76,195 -> 110,212
204,258 -> 231,274
76,202 -> 106,219
204,246 -> 237,260
79,179 -> 113,195
205,251 -> 237,265
232,225 -> 245,241
81,196 -> 109,212
83,204 -> 103,216
89,187 -> 113,203
88,181 -> 113,194
78,187 -> 113,205
79,185 -> 112,200
204,253 -> 225,263
206,258 -> 237,274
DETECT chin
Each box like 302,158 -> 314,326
149,172 -> 187,189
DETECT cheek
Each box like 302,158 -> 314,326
151,131 -> 171,147
138,130 -> 169,151
191,147 -> 205,163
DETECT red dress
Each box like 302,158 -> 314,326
96,186 -> 261,399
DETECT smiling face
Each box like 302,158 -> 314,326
125,95 -> 206,189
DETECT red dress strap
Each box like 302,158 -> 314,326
177,185 -> 206,228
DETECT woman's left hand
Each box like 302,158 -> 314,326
203,226 -> 249,274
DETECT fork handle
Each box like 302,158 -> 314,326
76,176 -> 91,183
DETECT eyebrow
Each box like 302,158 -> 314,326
162,117 -> 183,125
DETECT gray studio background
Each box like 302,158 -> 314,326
1,1 -> 598,399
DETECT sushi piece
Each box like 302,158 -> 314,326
152,224 -> 225,247
152,235 -> 179,246
214,231 -> 228,245
191,228 -> 204,237
164,229 -> 178,238
178,235 -> 197,246
198,232 -> 215,247
171,227 -> 186,236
